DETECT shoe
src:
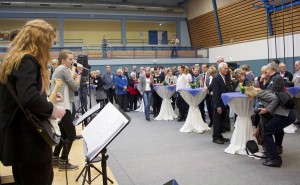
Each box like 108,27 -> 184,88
263,159 -> 282,167
146,117 -> 150,121
276,145 -> 283,155
220,137 -> 230,142
226,128 -> 231,132
213,139 -> 224,144
52,156 -> 60,167
177,118 -> 185,122
124,109 -> 130,112
208,122 -> 213,127
59,160 -> 79,171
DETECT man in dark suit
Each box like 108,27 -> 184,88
211,62 -> 230,144
279,62 -> 293,85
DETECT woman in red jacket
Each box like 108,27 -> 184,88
128,72 -> 139,111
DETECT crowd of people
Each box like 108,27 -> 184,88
0,19 -> 299,185
79,57 -> 300,168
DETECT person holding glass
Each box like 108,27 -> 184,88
139,67 -> 153,121
165,68 -> 177,109
102,35 -> 108,58
232,68 -> 246,92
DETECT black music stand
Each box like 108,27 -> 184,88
75,149 -> 113,185
76,102 -> 131,185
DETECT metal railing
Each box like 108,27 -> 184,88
0,42 -> 209,60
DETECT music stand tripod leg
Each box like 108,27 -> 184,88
90,164 -> 114,183
76,164 -> 87,182
101,148 -> 114,185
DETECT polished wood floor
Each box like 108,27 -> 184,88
0,126 -> 119,185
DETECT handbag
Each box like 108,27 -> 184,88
246,140 -> 267,159
5,82 -> 60,146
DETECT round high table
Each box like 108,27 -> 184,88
153,85 -> 178,121
285,86 -> 300,133
178,88 -> 210,133
221,92 -> 254,155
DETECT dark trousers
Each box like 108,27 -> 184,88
152,91 -> 162,117
106,87 -> 116,104
12,160 -> 53,185
171,47 -> 178,58
96,99 -> 106,109
129,94 -> 138,110
53,110 -> 76,160
264,110 -> 296,160
212,108 -> 227,140
80,93 -> 88,112
117,93 -> 127,110
176,92 -> 189,119
199,94 -> 213,123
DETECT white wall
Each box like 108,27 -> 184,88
184,0 -> 240,20
209,33 -> 300,62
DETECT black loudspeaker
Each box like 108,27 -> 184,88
77,54 -> 90,77
163,179 -> 179,185
77,54 -> 90,69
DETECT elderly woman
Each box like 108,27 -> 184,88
255,90 -> 296,167
232,68 -> 246,92
114,68 -> 129,112
128,72 -> 139,111
257,65 -> 269,90
93,70 -> 107,107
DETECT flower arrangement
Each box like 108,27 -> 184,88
190,82 -> 197,89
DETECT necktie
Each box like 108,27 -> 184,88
202,73 -> 206,87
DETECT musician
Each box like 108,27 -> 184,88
0,19 -> 66,185
51,49 -> 83,171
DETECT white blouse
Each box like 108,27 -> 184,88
145,78 -> 151,91
176,74 -> 190,91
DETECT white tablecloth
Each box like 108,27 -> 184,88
135,99 -> 145,112
154,86 -> 178,121
224,97 -> 254,155
179,88 -> 210,133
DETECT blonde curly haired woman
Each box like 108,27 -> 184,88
0,19 -> 66,184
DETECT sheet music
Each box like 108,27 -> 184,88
73,103 -> 101,126
81,102 -> 129,159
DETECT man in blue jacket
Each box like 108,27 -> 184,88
114,68 -> 129,112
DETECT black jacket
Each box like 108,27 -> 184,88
0,55 -> 53,166
211,74 -> 229,109
94,75 -> 106,91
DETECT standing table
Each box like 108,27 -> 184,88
178,88 -> 210,133
221,92 -> 254,155
153,85 -> 178,121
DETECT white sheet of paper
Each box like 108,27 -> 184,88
73,103 -> 101,126
81,102 -> 129,159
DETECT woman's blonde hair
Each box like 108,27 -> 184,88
0,19 -> 56,90
261,65 -> 268,74
209,66 -> 217,76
